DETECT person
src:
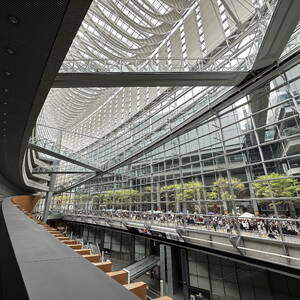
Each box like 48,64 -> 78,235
195,292 -> 203,300
213,221 -> 217,231
268,232 -> 276,239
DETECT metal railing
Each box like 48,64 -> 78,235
61,209 -> 300,244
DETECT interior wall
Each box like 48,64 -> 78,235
188,250 -> 300,300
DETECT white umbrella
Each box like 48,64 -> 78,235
239,212 -> 254,218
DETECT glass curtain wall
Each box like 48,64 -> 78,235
51,63 -> 300,218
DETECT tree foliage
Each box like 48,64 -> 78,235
101,189 -> 140,205
160,181 -> 203,201
208,177 -> 245,200
253,173 -> 300,198
53,194 -> 69,207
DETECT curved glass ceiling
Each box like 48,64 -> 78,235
38,0 -> 267,152
40,0 -> 192,135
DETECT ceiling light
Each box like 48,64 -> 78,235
6,48 -> 15,55
8,16 -> 18,24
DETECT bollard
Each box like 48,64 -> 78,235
101,251 -> 105,263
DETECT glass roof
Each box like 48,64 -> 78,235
38,0 -> 268,153
40,0 -> 192,134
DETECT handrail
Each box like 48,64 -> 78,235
1,198 -> 139,300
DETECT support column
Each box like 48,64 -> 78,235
180,249 -> 190,300
160,244 -> 166,293
175,179 -> 180,213
245,166 -> 259,215
159,244 -> 180,298
43,129 -> 62,222
43,173 -> 57,222
157,182 -> 161,210
150,160 -> 154,211
129,235 -> 135,264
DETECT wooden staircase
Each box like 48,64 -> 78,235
14,205 -> 172,300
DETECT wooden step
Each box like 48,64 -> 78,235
93,261 -> 112,272
68,244 -> 82,250
57,237 -> 70,241
124,282 -> 147,300
107,270 -> 128,285
63,240 -> 79,245
75,249 -> 91,255
82,254 -> 100,263
44,227 -> 55,230
53,234 -> 64,238
49,232 -> 61,235
38,221 -> 47,225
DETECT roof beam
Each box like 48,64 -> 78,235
33,171 -> 94,174
252,0 -> 300,71
28,143 -> 101,172
53,71 -> 249,88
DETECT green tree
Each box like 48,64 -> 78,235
253,173 -> 300,197
92,194 -> 101,210
160,181 -> 204,212
208,177 -> 245,214
101,189 -> 140,210
116,189 -> 140,209
102,191 -> 115,207
208,177 -> 245,200
253,173 -> 300,216
160,184 -> 181,211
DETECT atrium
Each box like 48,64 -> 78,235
1,1 -> 300,299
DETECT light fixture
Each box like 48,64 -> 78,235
8,16 -> 18,24
4,71 -> 12,76
3,88 -> 9,93
6,48 -> 15,55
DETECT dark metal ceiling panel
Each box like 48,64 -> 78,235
0,0 -> 92,193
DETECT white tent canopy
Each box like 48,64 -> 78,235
239,212 -> 254,218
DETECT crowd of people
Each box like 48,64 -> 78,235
69,209 -> 300,240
